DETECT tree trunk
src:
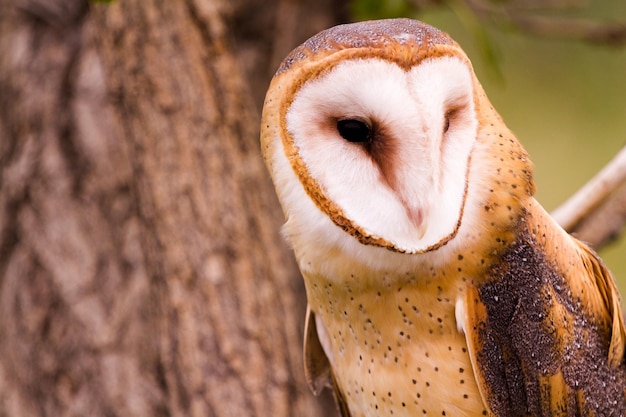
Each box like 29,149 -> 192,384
0,0 -> 342,415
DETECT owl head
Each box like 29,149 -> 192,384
261,19 -> 533,269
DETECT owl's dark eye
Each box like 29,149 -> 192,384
337,119 -> 372,143
444,106 -> 463,134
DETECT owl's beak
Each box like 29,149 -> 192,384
406,205 -> 427,240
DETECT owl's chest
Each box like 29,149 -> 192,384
307,273 -> 489,417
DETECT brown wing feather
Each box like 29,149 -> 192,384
462,215 -> 626,417
304,306 -> 352,417
575,241 -> 626,367
329,369 -> 352,417
304,306 -> 332,396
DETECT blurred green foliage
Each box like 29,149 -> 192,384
351,1 -> 626,294
352,0 -> 413,19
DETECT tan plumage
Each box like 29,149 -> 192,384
261,18 -> 626,416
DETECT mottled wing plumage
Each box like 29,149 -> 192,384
463,202 -> 626,416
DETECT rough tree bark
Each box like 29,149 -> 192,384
0,0 -> 343,415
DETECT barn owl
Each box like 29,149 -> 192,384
260,18 -> 626,416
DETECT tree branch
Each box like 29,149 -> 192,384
464,0 -> 626,45
551,146 -> 626,249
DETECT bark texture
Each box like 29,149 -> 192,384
0,0 -> 343,415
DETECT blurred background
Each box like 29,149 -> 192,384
1,1 -> 625,415
354,0 -> 626,293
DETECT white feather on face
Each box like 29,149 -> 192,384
282,56 -> 478,255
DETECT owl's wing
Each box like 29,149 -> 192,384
304,306 -> 352,417
304,306 -> 332,395
460,238 -> 626,417
577,242 -> 626,367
